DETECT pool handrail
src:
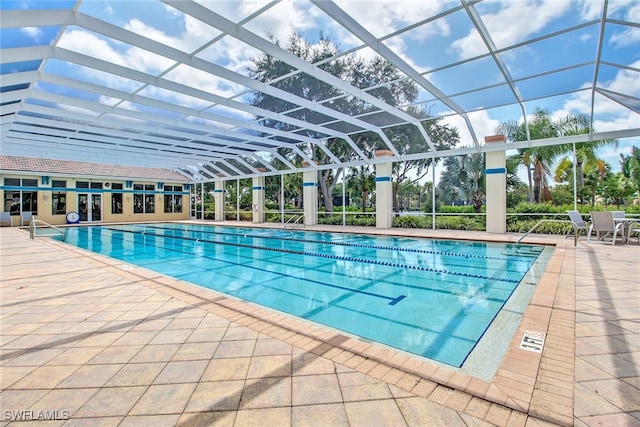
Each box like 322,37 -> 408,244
29,219 -> 66,241
515,219 -> 576,246
284,212 -> 306,229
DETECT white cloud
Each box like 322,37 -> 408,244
451,0 -> 573,58
610,27 -> 640,48
58,29 -> 174,76
562,60 -> 640,120
162,64 -> 243,100
98,95 -> 120,107
240,0 -> 319,43
20,26 -> 42,43
440,109 -> 501,147
333,0 -> 452,40
609,2 -> 640,49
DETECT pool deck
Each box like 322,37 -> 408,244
1,221 -> 638,426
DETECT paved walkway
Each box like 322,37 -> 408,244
0,223 -> 638,426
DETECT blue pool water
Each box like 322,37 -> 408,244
61,223 -> 547,367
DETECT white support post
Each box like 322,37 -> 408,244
302,162 -> 317,226
214,177 -> 225,221
375,150 -> 394,229
252,170 -> 265,223
485,135 -> 507,233
280,174 -> 285,225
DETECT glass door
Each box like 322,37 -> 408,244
78,194 -> 102,222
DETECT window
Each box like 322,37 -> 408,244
52,180 -> 66,215
111,183 -> 123,214
133,184 -> 155,214
3,178 -> 37,215
77,181 -> 103,189
164,185 -> 183,213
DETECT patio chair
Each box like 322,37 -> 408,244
0,212 -> 12,227
628,223 -> 640,243
566,210 -> 589,241
587,211 -> 624,245
20,211 -> 34,226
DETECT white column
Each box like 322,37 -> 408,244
485,135 -> 507,233
302,162 -> 317,226
214,178 -> 225,221
252,171 -> 265,223
375,150 -> 394,229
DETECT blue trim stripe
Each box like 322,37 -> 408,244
375,176 -> 392,182
485,167 -> 506,174
303,182 -> 317,187
214,189 -> 224,193
252,186 -> 265,190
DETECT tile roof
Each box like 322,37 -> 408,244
0,155 -> 189,182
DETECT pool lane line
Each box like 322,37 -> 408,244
111,226 -> 520,285
142,224 -> 540,262
102,228 -> 406,306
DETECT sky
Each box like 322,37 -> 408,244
2,0 -> 639,179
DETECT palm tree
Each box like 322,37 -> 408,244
621,146 -> 640,205
437,153 -> 485,212
347,165 -> 375,212
497,108 -> 615,203
499,109 -> 565,203
554,113 -> 616,190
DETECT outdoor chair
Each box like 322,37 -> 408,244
566,210 -> 589,241
587,211 -> 624,245
0,212 -> 12,227
628,223 -> 640,243
20,212 -> 34,226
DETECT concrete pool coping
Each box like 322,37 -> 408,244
2,221 -> 638,426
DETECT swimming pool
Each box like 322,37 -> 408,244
61,223 -> 549,368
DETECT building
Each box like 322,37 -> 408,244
0,155 -> 190,226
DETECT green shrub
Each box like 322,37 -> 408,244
435,216 -> 484,231
394,216 -> 422,228
318,215 -> 343,225
507,219 -> 572,235
439,205 -> 476,214
347,216 -> 376,226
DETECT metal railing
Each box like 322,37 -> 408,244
284,213 -> 305,229
29,219 -> 66,241
515,219 -> 576,246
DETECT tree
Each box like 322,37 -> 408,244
499,109 -> 567,203
388,113 -> 460,212
600,172 -> 633,207
497,108 -> 615,203
397,181 -> 423,211
347,165 -> 375,212
579,161 -> 612,206
621,146 -> 640,205
225,179 -> 252,211
437,153 -> 485,213
247,32 -> 458,212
